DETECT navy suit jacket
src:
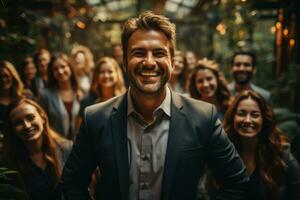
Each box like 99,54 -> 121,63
61,92 -> 249,200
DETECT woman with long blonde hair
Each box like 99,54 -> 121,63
78,56 -> 126,124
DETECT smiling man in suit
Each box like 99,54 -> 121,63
61,11 -> 249,200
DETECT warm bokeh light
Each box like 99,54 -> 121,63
216,23 -> 226,35
289,39 -> 295,46
270,26 -> 276,34
76,21 -> 86,29
276,22 -> 282,29
283,28 -> 289,36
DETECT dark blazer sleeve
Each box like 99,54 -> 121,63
285,149 -> 300,199
60,109 -> 97,200
205,105 -> 249,200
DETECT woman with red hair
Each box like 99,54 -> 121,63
4,98 -> 72,200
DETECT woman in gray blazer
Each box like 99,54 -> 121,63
40,53 -> 80,140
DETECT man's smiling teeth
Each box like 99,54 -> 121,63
140,71 -> 159,77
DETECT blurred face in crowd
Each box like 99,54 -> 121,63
98,61 -> 118,88
195,69 -> 218,99
113,45 -> 123,64
232,54 -> 255,85
52,58 -> 72,83
172,54 -> 184,76
74,52 -> 86,70
9,103 -> 45,143
126,30 -> 173,95
186,51 -> 197,70
233,97 -> 263,139
37,52 -> 51,76
0,67 -> 13,91
24,62 -> 37,81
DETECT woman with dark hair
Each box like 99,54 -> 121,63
169,50 -> 187,93
223,90 -> 300,199
187,58 -> 231,120
39,53 -> 80,140
4,98 -> 72,200
77,56 -> 126,127
19,56 -> 39,99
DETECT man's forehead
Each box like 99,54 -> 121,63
128,30 -> 170,49
234,55 -> 252,63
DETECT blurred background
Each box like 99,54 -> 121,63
0,0 -> 299,113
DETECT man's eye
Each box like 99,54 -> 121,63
154,51 -> 167,57
132,51 -> 144,57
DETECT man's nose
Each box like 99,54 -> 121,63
239,64 -> 246,70
143,53 -> 156,67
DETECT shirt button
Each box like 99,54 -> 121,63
141,154 -> 149,161
140,182 -> 148,189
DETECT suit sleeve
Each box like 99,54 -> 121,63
205,106 -> 250,200
285,150 -> 300,199
60,110 -> 97,200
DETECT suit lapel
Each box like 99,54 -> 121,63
161,93 -> 186,200
111,94 -> 129,200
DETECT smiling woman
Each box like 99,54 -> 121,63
187,58 -> 231,120
3,98 -> 72,200
223,90 -> 300,199
39,54 -> 80,140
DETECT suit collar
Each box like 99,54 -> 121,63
111,93 -> 129,200
161,92 -> 186,200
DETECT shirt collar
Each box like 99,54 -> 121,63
127,87 -> 171,117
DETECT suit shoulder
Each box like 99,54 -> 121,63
85,94 -> 124,119
174,93 -> 215,117
251,83 -> 271,100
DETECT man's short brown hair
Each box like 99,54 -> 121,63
121,11 -> 176,67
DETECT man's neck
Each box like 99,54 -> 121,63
130,87 -> 167,123
234,82 -> 252,93
169,75 -> 178,89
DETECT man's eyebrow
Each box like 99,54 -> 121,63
130,48 -> 145,52
153,48 -> 168,52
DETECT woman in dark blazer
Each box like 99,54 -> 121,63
223,90 -> 300,199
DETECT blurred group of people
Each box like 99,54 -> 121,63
0,11 -> 299,200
